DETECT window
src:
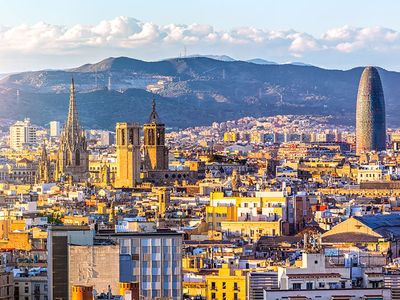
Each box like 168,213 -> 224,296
211,282 -> 216,290
129,128 -> 134,145
211,292 -> 216,299
222,292 -> 226,300
306,282 -> 313,289
75,149 -> 80,165
234,282 -> 238,290
372,281 -> 380,288
292,283 -> 301,290
222,282 -> 226,289
234,293 -> 238,300
24,287 -> 29,293
319,282 -> 325,288
121,129 -> 125,145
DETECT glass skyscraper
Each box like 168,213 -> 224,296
356,66 -> 386,155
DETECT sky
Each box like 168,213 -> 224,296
2,0 -> 400,72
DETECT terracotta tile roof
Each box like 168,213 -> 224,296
322,232 -> 381,243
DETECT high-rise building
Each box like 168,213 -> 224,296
247,271 -> 278,300
48,226 -> 182,300
55,79 -> 89,183
9,118 -> 37,150
100,130 -> 115,146
356,66 -> 386,155
68,241 -> 120,296
0,256 -> 14,300
47,226 -> 93,300
115,122 -> 141,188
109,230 -> 182,300
50,121 -> 61,137
143,100 -> 168,171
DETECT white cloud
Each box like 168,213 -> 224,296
288,33 -> 319,54
1,17 -> 400,71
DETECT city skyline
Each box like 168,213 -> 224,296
1,3 -> 400,300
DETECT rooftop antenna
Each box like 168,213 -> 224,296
107,74 -> 112,91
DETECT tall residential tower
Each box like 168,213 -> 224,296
9,118 -> 37,150
356,66 -> 386,155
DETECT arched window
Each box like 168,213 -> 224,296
121,129 -> 125,145
76,149 -> 80,166
129,128 -> 134,145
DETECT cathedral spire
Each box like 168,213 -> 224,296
41,141 -> 47,160
55,78 -> 89,183
148,96 -> 161,124
38,141 -> 50,183
66,77 -> 79,133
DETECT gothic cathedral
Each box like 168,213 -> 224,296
55,78 -> 89,183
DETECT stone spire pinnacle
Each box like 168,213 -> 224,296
41,141 -> 47,160
66,77 -> 79,134
148,95 -> 161,124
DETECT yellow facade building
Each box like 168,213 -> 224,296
221,220 -> 283,242
88,159 -> 117,187
205,191 -> 290,240
223,131 -> 238,143
114,122 -> 141,188
182,255 -> 205,272
206,205 -> 237,232
0,232 -> 32,251
205,264 -> 246,300
183,281 -> 206,299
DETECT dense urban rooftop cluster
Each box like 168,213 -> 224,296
0,67 -> 398,300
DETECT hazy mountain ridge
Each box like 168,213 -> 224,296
0,57 -> 399,130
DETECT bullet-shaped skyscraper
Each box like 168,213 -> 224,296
356,66 -> 386,155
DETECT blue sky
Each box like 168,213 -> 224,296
1,0 -> 400,72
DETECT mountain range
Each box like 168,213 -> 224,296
0,56 -> 399,130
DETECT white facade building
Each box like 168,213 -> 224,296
49,121 -> 61,137
357,164 -> 388,183
10,118 -> 37,150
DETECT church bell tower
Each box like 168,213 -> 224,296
143,99 -> 168,171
